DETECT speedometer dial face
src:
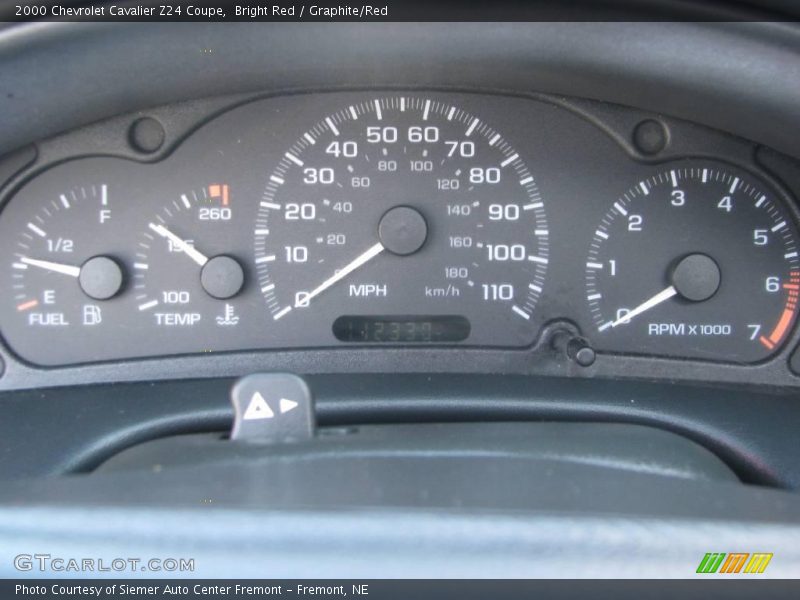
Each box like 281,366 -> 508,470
585,164 -> 800,362
253,97 -> 549,346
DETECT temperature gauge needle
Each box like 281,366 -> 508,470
603,285 -> 677,330
19,256 -> 81,277
148,223 -> 209,267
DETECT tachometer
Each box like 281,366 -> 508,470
254,97 -> 549,346
585,163 -> 800,362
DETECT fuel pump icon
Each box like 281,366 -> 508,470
82,304 -> 102,326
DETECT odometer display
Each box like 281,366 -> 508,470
332,315 -> 471,343
253,96 -> 550,347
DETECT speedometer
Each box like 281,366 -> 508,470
253,96 -> 549,346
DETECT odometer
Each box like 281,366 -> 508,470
585,163 -> 800,362
332,315 -> 471,343
253,96 -> 550,346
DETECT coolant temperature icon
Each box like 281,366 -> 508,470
216,303 -> 239,326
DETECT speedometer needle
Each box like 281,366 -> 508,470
300,242 -> 385,307
148,223 -> 209,267
273,242 -> 385,320
19,256 -> 81,277
602,285 -> 678,330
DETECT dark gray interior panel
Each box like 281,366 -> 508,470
1,375 -> 799,489
1,22 -> 800,160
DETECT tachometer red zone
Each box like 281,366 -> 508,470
761,270 -> 800,350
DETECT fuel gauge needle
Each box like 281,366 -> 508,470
19,256 -> 81,277
148,223 -> 209,267
600,285 -> 677,331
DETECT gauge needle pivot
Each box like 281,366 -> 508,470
149,222 -> 209,267
604,285 -> 677,330
19,256 -> 81,277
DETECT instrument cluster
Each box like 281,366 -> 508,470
1,91 -> 799,372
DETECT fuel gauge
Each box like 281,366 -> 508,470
0,182 -> 129,364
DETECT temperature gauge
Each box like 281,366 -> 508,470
134,184 -> 249,346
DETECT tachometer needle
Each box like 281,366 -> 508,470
297,242 -> 385,307
19,256 -> 81,277
148,223 -> 209,267
602,285 -> 678,330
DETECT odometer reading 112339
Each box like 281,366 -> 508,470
586,164 -> 800,362
253,97 -> 549,346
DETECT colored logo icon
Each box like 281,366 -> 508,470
696,553 -> 773,574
